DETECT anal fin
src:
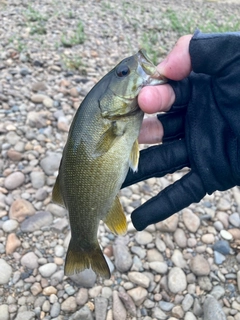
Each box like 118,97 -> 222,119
104,196 -> 127,235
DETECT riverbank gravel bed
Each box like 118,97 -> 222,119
0,0 -> 240,319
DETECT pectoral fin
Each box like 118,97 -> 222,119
95,121 -> 126,157
52,175 -> 65,207
104,196 -> 127,235
129,139 -> 139,172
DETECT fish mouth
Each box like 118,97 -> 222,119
137,49 -> 167,86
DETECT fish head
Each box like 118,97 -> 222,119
99,49 -> 166,118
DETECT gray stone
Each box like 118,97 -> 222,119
182,294 -> 194,311
182,209 -> 200,233
212,240 -> 230,255
0,304 -> 9,320
113,244 -> 132,273
21,211 -> 53,232
156,214 -> 178,232
190,255 -> 210,276
50,302 -> 61,318
168,267 -> 187,294
135,231 -> 153,245
184,312 -> 197,320
39,263 -> 57,277
2,219 -> 19,233
127,286 -> 148,306
174,228 -> 187,248
203,295 -> 226,320
214,251 -> 226,265
128,271 -> 150,288
21,252 -> 39,269
229,212 -> 240,227
61,296 -> 77,313
152,307 -> 168,319
69,306 -> 93,320
198,276 -> 213,291
118,291 -> 136,316
4,171 -> 25,190
159,301 -> 174,312
95,296 -> 108,320
149,261 -> 168,274
0,259 -> 12,284
113,291 -> 127,320
15,311 -> 35,320
171,249 -> 187,268
46,203 -> 68,217
30,171 -> 45,189
70,269 -> 96,287
76,288 -> 88,306
40,153 -> 62,175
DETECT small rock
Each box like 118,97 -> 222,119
214,251 -> 226,265
61,296 -> 77,313
88,286 -> 102,298
94,296 -> 108,320
27,111 -> 47,128
113,244 -> 132,273
147,249 -> 163,262
190,255 -> 210,276
203,295 -> 226,320
0,259 -> 12,284
212,240 -> 230,255
15,311 -> 35,320
217,198 -> 231,211
135,231 -> 153,245
198,276 -> 213,291
70,306 -> 93,320
43,97 -> 54,108
201,233 -> 215,244
149,261 -> 168,274
155,237 -> 166,252
9,199 -> 35,222
69,87 -> 79,97
70,269 -> 96,287
6,233 -> 21,254
46,203 -> 67,217
112,291 -> 127,320
21,252 -> 38,269
127,286 -> 148,306
128,272 -> 150,288
50,302 -> 61,318
210,286 -> 225,299
0,304 -> 9,320
171,249 -> 187,268
118,291 -> 137,316
76,288 -> 88,306
182,294 -> 194,311
184,312 -> 197,320
39,263 -> 57,277
168,267 -> 187,293
4,171 -> 25,190
159,301 -> 174,312
7,149 -> 22,161
228,228 -> 240,239
30,171 -> 45,189
220,230 -> 233,241
21,211 -> 53,232
43,286 -> 57,295
32,81 -> 47,92
40,152 -> 62,175
229,212 -> 240,227
174,228 -> 187,248
182,209 -> 200,233
2,219 -> 19,233
156,214 -> 178,232
31,282 -> 42,296
152,307 -> 168,319
31,94 -> 48,103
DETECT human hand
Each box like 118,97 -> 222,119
123,31 -> 240,231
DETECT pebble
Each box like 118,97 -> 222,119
189,255 -> 210,276
4,171 -> 25,190
128,271 -> 150,288
70,269 -> 96,287
159,301 -> 174,312
174,228 -> 187,248
40,152 -> 62,175
156,214 -> 178,232
203,295 -> 227,320
2,219 -> 19,233
182,294 -> 194,311
214,251 -> 226,265
39,263 -> 57,277
210,286 -> 225,299
95,296 -> 108,320
135,230 -> 153,245
168,267 -> 187,293
237,271 -> 240,292
50,302 -> 61,318
185,312 -> 197,320
21,211 -> 53,232
6,233 -> 21,254
43,286 -> 57,296
75,289 -> 89,305
213,240 -> 231,255
0,304 -> 9,320
152,307 -> 168,319
229,212 -> 240,227
149,261 -> 168,274
113,244 -> 132,272
118,291 -> 137,316
15,311 -> 35,320
202,233 -> 215,244
30,171 -> 45,189
21,252 -> 39,269
9,199 -> 35,222
220,230 -> 233,241
127,286 -> 148,306
70,306 -> 93,320
171,249 -> 187,268
113,291 -> 127,320
182,209 -> 200,232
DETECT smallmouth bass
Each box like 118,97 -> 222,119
52,50 -> 166,278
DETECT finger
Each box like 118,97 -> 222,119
138,117 -> 164,144
138,83 -> 175,114
157,108 -> 186,142
131,171 -> 206,231
158,34 -> 193,80
122,139 -> 189,188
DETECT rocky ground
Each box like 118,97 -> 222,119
0,0 -> 240,319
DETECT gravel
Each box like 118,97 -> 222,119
1,0 -> 240,319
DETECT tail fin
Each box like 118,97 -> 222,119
64,238 -> 110,279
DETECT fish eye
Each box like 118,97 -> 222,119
116,65 -> 130,78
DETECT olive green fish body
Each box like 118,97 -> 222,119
53,50 -> 166,278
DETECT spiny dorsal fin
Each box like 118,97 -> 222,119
129,139 -> 139,172
104,196 -> 127,235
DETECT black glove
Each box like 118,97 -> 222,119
122,30 -> 240,231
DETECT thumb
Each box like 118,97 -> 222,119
158,34 -> 193,80
131,171 -> 206,231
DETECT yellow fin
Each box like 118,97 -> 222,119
64,238 -> 110,279
129,139 -> 139,172
52,175 -> 65,207
104,196 -> 127,235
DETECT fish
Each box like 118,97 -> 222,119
52,49 -> 166,278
